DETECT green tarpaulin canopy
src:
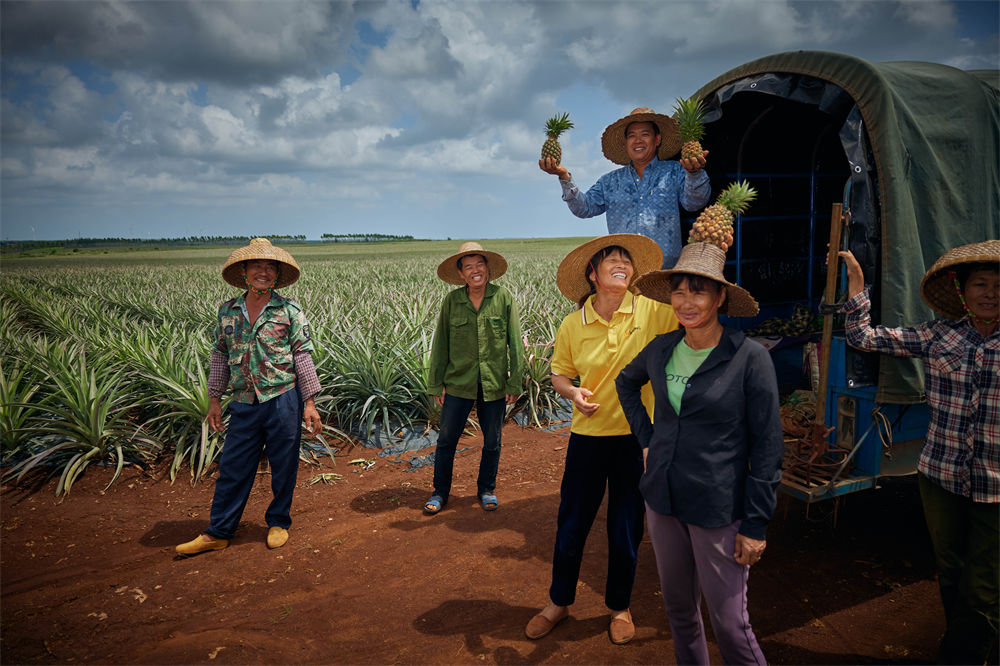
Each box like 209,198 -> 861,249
695,51 -> 999,403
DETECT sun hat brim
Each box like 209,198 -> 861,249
556,234 -> 663,303
221,238 -> 301,289
919,239 -> 1000,318
601,111 -> 682,165
634,242 -> 759,317
437,246 -> 508,285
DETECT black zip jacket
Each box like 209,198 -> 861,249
615,327 -> 783,540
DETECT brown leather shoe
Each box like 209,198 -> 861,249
175,534 -> 229,556
609,609 -> 635,645
525,607 -> 568,640
267,526 -> 289,549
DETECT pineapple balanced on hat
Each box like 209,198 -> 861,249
541,112 -> 574,164
673,95 -> 708,162
689,180 -> 758,248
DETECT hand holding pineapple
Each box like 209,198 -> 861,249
679,151 -> 708,173
539,156 -> 569,179
674,96 -> 709,173
539,112 -> 573,179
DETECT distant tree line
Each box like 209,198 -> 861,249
2,233 -> 431,252
319,233 -> 420,242
1,235 -> 307,251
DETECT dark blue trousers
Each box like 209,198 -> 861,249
206,389 -> 303,540
549,432 -> 645,611
432,385 -> 505,502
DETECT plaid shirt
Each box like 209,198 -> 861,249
844,290 -> 1000,502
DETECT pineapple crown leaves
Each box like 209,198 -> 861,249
716,180 -> 758,214
673,96 -> 706,143
544,112 -> 574,139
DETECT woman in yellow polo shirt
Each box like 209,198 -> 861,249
524,234 -> 678,646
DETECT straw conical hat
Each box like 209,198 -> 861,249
919,240 -> 1000,318
221,238 -> 301,289
635,242 -> 759,317
556,234 -> 663,303
601,107 -> 682,165
437,241 -> 508,285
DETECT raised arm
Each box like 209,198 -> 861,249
561,174 -> 608,219
679,164 -> 710,212
837,250 -> 935,357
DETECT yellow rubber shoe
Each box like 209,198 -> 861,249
175,534 -> 229,556
267,527 -> 289,549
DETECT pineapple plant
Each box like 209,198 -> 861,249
541,112 -> 574,164
689,180 -> 757,247
673,96 -> 707,161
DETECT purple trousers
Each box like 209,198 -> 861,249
645,505 -> 766,666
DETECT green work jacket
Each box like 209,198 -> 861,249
427,282 -> 525,402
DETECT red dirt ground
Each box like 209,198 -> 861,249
2,424 -> 943,665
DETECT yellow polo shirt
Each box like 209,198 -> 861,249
551,292 -> 679,436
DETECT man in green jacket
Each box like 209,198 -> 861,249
425,242 -> 525,514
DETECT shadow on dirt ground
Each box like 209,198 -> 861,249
2,425 -> 942,664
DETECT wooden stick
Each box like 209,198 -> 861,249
812,203 -> 845,449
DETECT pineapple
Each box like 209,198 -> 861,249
689,180 -> 757,247
541,112 -> 574,164
673,96 -> 707,161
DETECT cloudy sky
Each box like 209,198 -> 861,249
2,0 -> 997,242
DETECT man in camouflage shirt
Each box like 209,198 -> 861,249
176,238 -> 322,556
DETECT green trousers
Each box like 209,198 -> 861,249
918,473 -> 999,665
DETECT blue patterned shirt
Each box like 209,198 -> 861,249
560,157 -> 710,268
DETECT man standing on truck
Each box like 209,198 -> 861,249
539,107 -> 710,269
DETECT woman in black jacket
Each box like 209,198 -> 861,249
616,241 -> 783,666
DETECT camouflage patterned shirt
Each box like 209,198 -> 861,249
213,291 -> 314,404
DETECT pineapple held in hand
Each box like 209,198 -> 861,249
689,180 -> 757,247
674,96 -> 707,161
541,112 -> 574,164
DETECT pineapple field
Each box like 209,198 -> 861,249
1,240 -> 945,666
0,238 -> 586,494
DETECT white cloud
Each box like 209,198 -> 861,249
1,157 -> 29,179
894,0 -> 956,28
1,0 -> 996,239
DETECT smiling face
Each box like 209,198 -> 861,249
624,120 -> 661,168
588,248 -> 634,295
243,259 -> 279,291
962,267 -> 999,322
459,254 -> 489,289
669,274 -> 726,329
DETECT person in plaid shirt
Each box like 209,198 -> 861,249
839,241 -> 998,665
176,238 -> 322,556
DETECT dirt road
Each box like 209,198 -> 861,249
2,425 -> 942,664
